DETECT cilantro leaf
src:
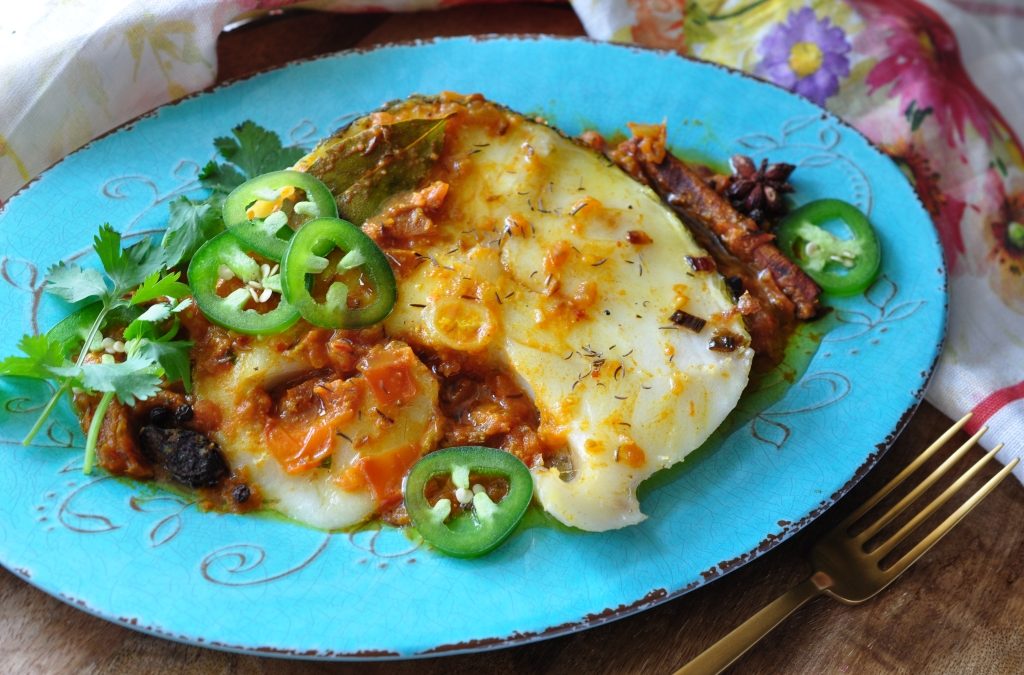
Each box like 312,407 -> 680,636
93,224 -> 166,292
123,273 -> 190,342
123,320 -> 156,342
162,197 -> 225,266
0,334 -> 66,379
137,339 -> 193,391
44,263 -> 108,303
212,121 -> 305,181
198,160 -> 246,195
123,305 -> 175,342
132,271 -> 191,305
46,302 -> 103,357
52,356 -> 162,406
136,303 -> 172,323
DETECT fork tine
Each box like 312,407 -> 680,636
882,456 -> 1019,581
854,424 -> 988,542
841,413 -> 975,531
869,443 -> 1003,560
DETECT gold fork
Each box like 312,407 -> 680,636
675,413 -> 1019,675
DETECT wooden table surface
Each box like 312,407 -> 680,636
3,6 -> 1023,674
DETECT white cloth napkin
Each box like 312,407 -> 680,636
918,0 -> 1024,474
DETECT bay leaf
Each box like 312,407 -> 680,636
304,117 -> 448,224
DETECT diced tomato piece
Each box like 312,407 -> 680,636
266,422 -> 335,474
358,443 -> 423,508
362,344 -> 420,407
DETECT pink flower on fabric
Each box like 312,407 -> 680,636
756,8 -> 851,106
860,2 -> 992,145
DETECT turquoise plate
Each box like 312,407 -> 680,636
0,37 -> 945,657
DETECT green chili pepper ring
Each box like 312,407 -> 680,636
224,170 -> 338,261
776,198 -> 882,296
280,216 -> 397,329
188,231 -> 300,335
404,446 -> 534,558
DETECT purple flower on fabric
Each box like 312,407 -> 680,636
757,8 -> 851,106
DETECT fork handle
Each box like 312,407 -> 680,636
674,574 -> 828,675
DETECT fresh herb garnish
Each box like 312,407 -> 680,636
130,270 -> 192,306
207,121 -> 306,189
0,226 -> 195,473
162,121 -> 305,267
0,120 -> 303,475
162,197 -> 223,268
0,334 -> 65,379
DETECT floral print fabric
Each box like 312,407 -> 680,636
2,0 -> 1022,473
756,7 -> 851,106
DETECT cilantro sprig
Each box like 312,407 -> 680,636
1,120 -> 303,475
208,121 -> 306,189
0,227 -> 193,472
162,121 -> 306,267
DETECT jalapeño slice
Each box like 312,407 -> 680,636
280,216 -> 396,329
224,170 -> 338,261
776,198 -> 882,296
188,231 -> 300,335
404,446 -> 534,558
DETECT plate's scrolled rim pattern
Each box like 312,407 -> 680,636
0,35 -> 947,659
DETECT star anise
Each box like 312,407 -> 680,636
725,154 -> 796,225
